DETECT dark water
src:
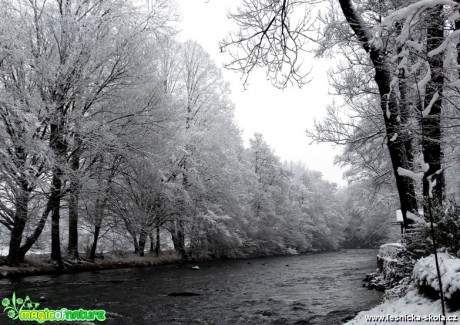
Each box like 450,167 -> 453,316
0,249 -> 382,324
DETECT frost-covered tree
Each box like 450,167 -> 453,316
0,0 -> 176,266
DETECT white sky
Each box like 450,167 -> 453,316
176,0 -> 346,186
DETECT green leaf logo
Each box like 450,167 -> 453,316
1,298 -> 10,308
2,293 -> 40,320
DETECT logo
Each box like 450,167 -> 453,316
2,293 -> 106,323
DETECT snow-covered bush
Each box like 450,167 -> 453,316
413,253 -> 460,310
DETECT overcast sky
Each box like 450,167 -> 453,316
176,0 -> 346,186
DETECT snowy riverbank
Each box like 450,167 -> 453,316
346,288 -> 460,325
347,252 -> 460,324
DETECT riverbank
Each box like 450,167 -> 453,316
0,248 -> 343,279
345,288 -> 460,324
347,252 -> 460,324
0,253 -> 183,279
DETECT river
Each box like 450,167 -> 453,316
0,249 -> 382,324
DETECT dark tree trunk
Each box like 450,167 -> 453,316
6,181 -> 30,266
138,229 -> 148,257
155,225 -> 160,257
396,22 -> 415,171
121,216 -> 139,254
8,183 -> 53,266
89,156 -> 118,260
49,118 -> 67,269
90,157 -> 104,261
149,233 -> 155,253
50,167 -> 63,268
90,222 -> 101,260
90,194 -> 106,260
67,183 -> 79,260
67,136 -> 81,260
171,220 -> 186,259
338,0 -> 418,229
456,3 -> 460,68
19,198 -> 53,260
132,235 -> 140,255
423,6 -> 445,214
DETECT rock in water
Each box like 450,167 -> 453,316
38,296 -> 48,303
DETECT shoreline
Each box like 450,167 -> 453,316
0,254 -> 184,279
0,248 -> 358,279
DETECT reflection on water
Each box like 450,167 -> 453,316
0,249 -> 382,324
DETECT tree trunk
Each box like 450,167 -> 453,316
90,192 -> 107,260
422,5 -> 445,214
50,167 -> 63,269
149,233 -> 155,253
67,135 -> 81,260
155,225 -> 160,257
90,222 -> 101,260
338,0 -> 418,229
132,235 -> 140,255
89,156 -> 118,260
396,22 -> 416,172
138,229 -> 148,257
49,117 -> 67,269
67,183 -> 79,260
171,220 -> 186,259
18,198 -> 53,261
121,216 -> 139,254
6,181 -> 30,266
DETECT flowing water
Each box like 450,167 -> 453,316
0,249 -> 382,324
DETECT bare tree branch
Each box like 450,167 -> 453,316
220,0 -> 320,88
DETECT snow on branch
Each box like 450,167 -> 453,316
421,159 -> 430,173
381,0 -> 458,31
397,167 -> 424,182
428,177 -> 437,198
426,169 -> 443,198
412,63 -> 431,98
428,29 -> 460,57
374,0 -> 460,53
422,92 -> 439,117
406,40 -> 423,52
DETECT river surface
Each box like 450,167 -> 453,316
0,249 -> 382,324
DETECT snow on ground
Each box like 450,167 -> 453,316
346,288 -> 460,324
347,253 -> 460,324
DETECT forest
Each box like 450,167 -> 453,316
0,0 -> 361,269
1,0 -> 460,276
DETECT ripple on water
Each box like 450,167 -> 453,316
0,249 -> 383,325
